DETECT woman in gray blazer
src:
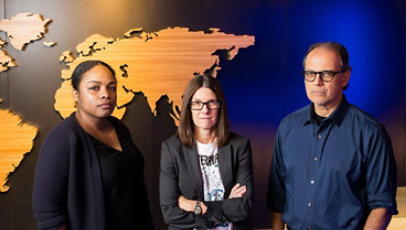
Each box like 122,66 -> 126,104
160,75 -> 254,230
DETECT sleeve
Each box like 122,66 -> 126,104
364,125 -> 398,214
202,138 -> 254,223
32,126 -> 71,229
266,126 -> 287,213
159,140 -> 209,228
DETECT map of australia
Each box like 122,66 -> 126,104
54,27 -> 255,122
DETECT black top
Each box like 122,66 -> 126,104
88,119 -> 153,230
33,114 -> 153,230
310,104 -> 326,125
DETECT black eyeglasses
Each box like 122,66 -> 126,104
302,70 -> 344,82
190,100 -> 221,110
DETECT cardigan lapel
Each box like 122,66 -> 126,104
218,144 -> 233,196
182,144 -> 204,200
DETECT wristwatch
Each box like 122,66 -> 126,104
194,201 -> 202,215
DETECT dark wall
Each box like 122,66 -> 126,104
0,0 -> 405,229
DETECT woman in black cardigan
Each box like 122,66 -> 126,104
33,60 -> 153,230
160,75 -> 254,230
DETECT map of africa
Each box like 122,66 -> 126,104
0,13 -> 255,192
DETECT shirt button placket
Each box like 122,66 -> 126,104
308,130 -> 321,229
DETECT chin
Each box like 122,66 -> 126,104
310,97 -> 327,105
98,112 -> 113,118
197,124 -> 215,130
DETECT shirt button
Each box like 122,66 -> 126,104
313,157 -> 318,161
308,202 -> 312,207
318,134 -> 322,139
308,226 -> 312,230
310,180 -> 315,184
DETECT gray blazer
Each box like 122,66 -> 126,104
159,133 -> 254,230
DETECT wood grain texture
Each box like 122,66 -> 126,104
0,50 -> 16,72
0,109 -> 37,192
0,12 -> 51,51
54,27 -> 255,123
59,51 -> 74,63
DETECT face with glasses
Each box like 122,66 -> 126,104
190,87 -> 220,133
304,47 -> 350,115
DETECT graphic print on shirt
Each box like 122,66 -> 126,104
197,141 -> 231,230
200,153 -> 225,201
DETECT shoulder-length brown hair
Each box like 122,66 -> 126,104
177,75 -> 230,148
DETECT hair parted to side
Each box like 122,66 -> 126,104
177,75 -> 230,148
71,60 -> 116,91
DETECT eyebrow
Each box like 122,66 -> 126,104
85,80 -> 116,85
192,98 -> 217,101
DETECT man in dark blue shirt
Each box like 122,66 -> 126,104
267,42 -> 398,230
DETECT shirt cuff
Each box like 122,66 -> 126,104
367,192 -> 398,215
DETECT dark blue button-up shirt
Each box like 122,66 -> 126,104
267,97 -> 397,230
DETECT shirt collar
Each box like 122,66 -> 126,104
304,95 -> 349,127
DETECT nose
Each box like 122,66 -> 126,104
314,74 -> 324,86
201,104 -> 210,113
100,87 -> 111,99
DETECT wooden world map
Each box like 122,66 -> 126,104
0,13 -> 255,192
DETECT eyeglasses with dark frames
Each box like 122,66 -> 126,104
190,100 -> 221,110
302,70 -> 344,82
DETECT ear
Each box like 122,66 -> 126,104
73,89 -> 79,103
341,71 -> 350,88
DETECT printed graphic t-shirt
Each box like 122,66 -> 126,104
197,140 -> 232,230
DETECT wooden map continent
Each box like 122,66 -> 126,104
0,12 -> 51,191
54,27 -> 255,123
0,110 -> 37,192
0,12 -> 51,51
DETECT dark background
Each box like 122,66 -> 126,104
0,0 -> 405,229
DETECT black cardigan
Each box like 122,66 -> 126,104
33,113 -> 153,230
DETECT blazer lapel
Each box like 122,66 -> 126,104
218,144 -> 233,196
182,144 -> 204,200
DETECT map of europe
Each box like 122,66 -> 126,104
0,13 -> 255,192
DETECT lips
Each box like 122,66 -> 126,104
98,103 -> 114,109
311,90 -> 326,96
